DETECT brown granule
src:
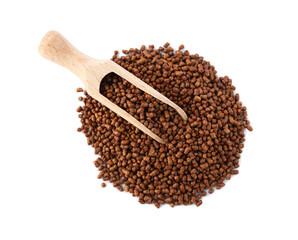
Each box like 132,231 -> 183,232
76,43 -> 252,208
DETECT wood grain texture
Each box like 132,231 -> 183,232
39,31 -> 188,144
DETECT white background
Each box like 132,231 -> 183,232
0,0 -> 297,239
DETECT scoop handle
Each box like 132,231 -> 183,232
38,31 -> 92,78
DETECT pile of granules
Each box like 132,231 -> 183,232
76,43 -> 252,208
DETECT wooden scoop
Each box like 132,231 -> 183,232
38,31 -> 187,144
